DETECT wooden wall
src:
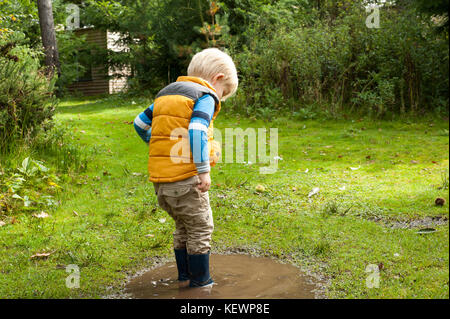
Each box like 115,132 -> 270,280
107,31 -> 131,94
68,28 -> 129,96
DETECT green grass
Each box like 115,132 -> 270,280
0,96 -> 448,298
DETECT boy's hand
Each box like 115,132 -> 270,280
197,172 -> 211,192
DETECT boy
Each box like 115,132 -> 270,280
134,48 -> 238,288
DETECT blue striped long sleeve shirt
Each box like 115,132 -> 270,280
133,94 -> 215,174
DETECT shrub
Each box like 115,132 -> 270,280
0,31 -> 56,153
227,1 -> 449,117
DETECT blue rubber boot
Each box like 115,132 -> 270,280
174,248 -> 190,281
188,252 -> 214,288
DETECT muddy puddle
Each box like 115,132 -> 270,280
125,254 -> 317,299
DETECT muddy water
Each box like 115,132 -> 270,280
125,254 -> 316,299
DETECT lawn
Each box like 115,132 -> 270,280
0,96 -> 448,298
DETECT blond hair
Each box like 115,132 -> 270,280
187,48 -> 238,100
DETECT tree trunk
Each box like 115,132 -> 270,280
37,0 -> 60,77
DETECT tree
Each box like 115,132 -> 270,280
37,0 -> 60,76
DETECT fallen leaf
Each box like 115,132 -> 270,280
145,234 -> 155,238
417,228 -> 437,234
435,198 -> 446,206
33,212 -> 49,218
30,251 -> 54,259
0,221 -> 6,227
410,160 -> 419,164
308,187 -> 320,198
350,166 -> 360,171
48,181 -> 61,188
73,210 -> 79,216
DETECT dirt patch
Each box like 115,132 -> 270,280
125,254 -> 316,299
374,215 -> 449,229
105,247 -> 328,299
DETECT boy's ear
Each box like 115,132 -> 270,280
212,73 -> 225,83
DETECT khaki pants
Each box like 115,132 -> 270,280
153,176 -> 214,255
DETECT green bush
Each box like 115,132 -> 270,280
0,31 -> 56,153
227,1 -> 449,117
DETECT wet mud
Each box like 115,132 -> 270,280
125,254 -> 317,299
